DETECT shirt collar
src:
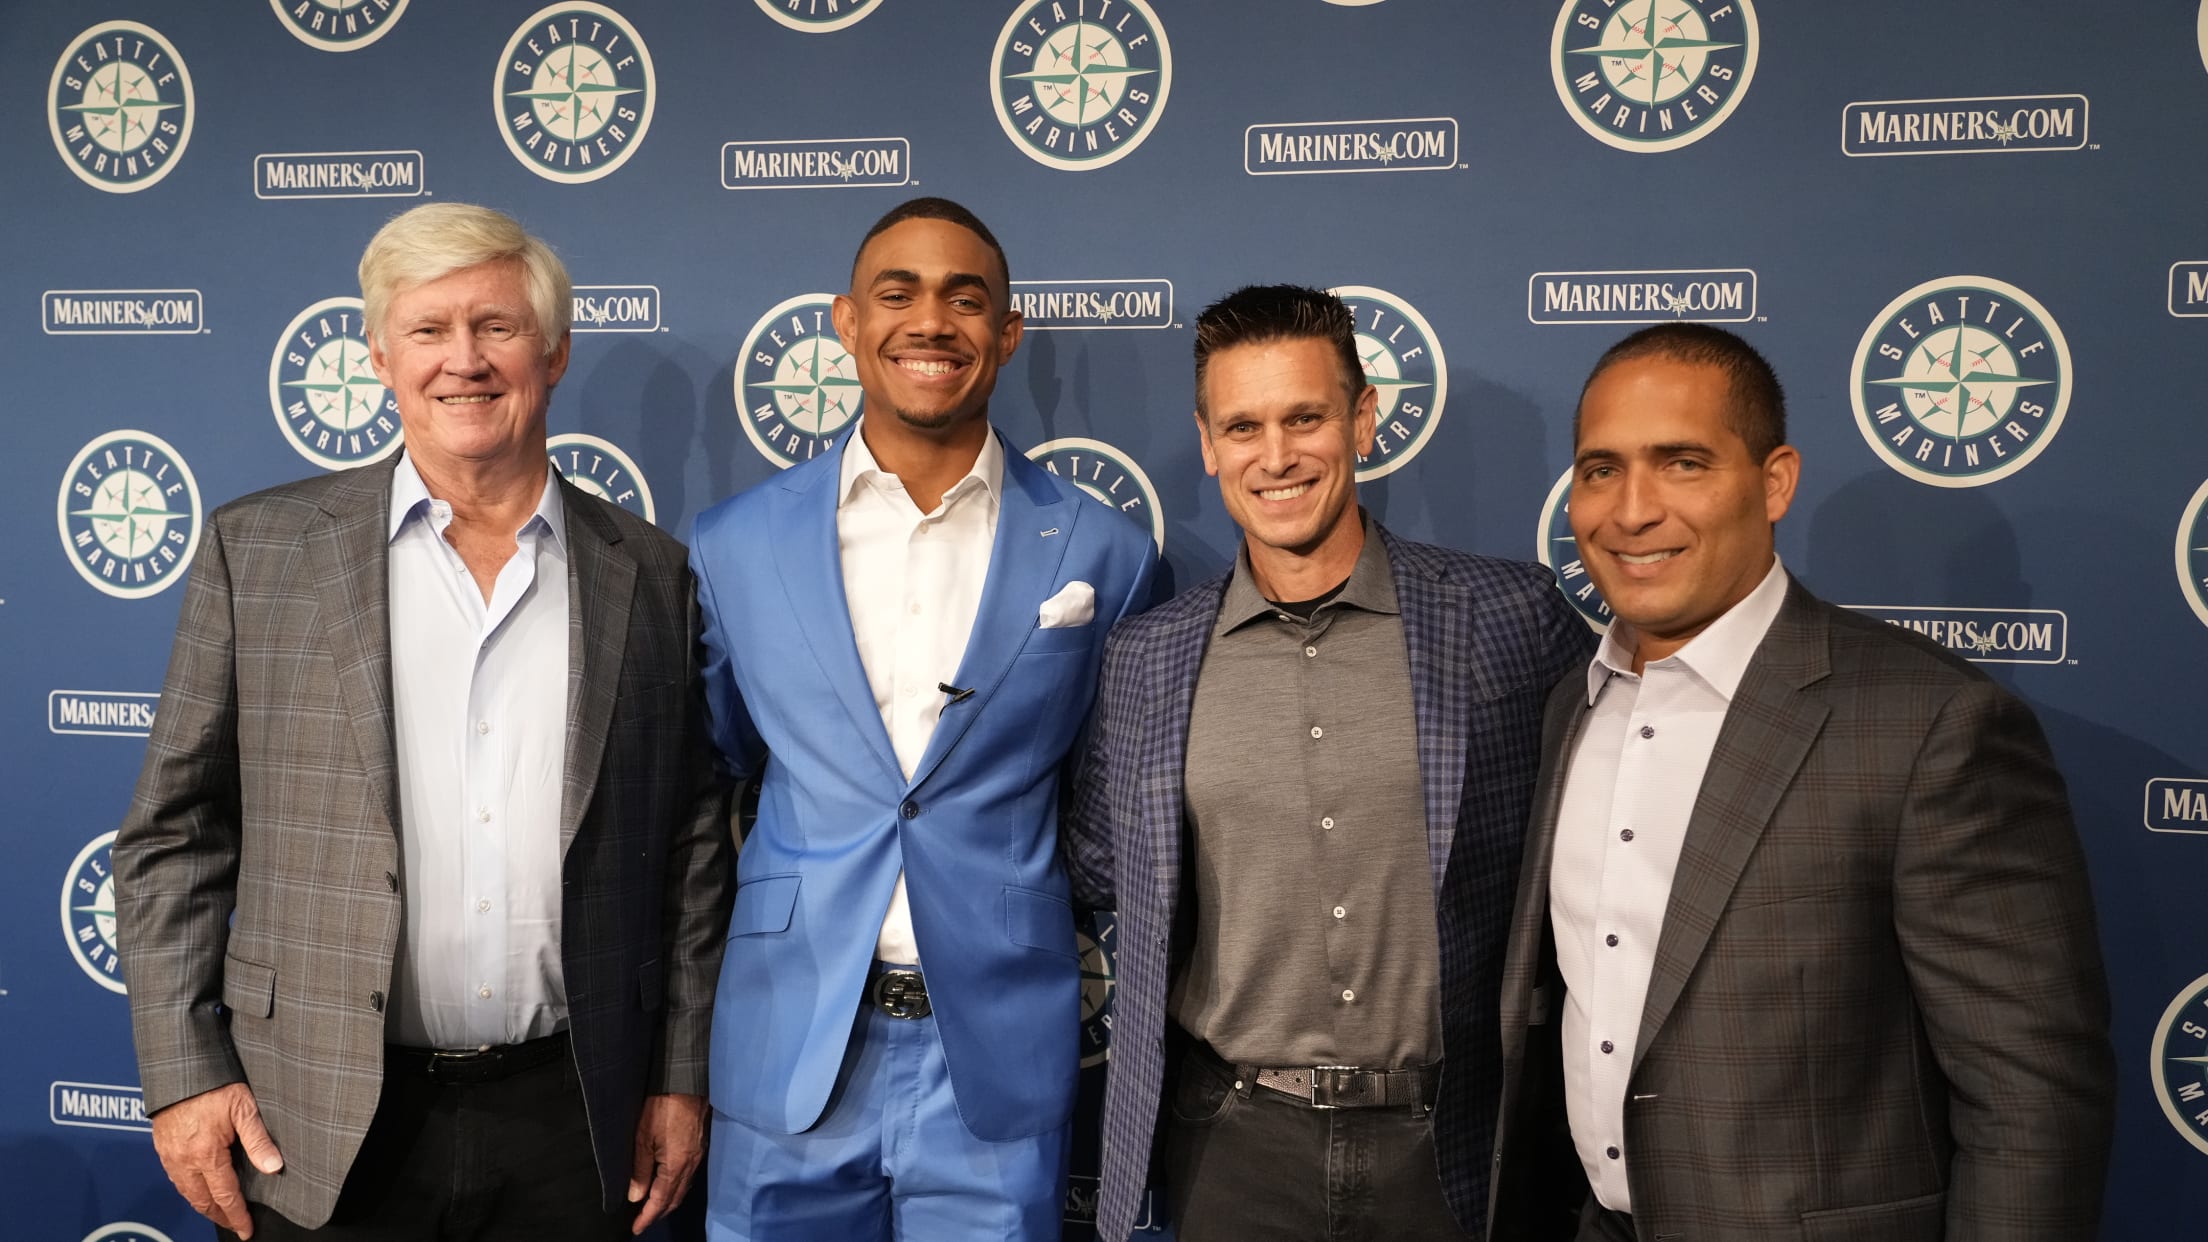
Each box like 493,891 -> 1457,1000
1584,555 -> 1789,704
1215,511 -> 1399,636
838,417 -> 1004,514
387,451 -> 567,551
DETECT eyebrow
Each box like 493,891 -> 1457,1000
867,268 -> 993,297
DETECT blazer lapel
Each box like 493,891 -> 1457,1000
907,444 -> 1071,789
1634,583 -> 1831,1068
307,462 -> 401,838
559,486 -> 635,855
769,437 -> 903,786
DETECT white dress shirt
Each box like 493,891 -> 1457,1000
386,453 -> 571,1049
1550,556 -> 1789,1211
837,421 -> 1003,966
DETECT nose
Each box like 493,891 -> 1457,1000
1255,422 -> 1295,475
442,328 -> 490,375
1613,466 -> 1663,531
907,295 -> 956,340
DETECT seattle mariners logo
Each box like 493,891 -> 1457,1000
1076,915 -> 1117,1068
496,3 -> 655,184
62,832 -> 124,995
58,430 -> 202,600
272,0 -> 409,52
1330,285 -> 1447,482
1850,276 -> 2071,488
2153,970 -> 2208,1156
757,0 -> 882,33
48,22 -> 194,193
1028,437 -> 1165,551
2178,477 -> 2208,632
1538,468 -> 1611,632
991,0 -> 1172,171
737,294 -> 863,469
82,1226 -> 174,1242
1551,0 -> 1757,152
550,432 -> 656,523
270,297 -> 402,470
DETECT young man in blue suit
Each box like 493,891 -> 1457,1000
1063,285 -> 1593,1241
688,198 -> 1157,1240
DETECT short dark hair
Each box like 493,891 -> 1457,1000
1192,284 -> 1366,418
1577,323 -> 1787,462
851,196 -> 1010,294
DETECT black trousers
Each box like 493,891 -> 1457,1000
227,1040 -> 634,1242
1574,1197 -> 1638,1242
1158,1042 -> 1475,1242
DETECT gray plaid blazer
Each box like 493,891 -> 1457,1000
114,458 -> 734,1229
1064,525 -> 1593,1240
1489,579 -> 2114,1242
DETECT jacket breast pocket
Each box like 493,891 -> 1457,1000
222,953 -> 276,1019
1799,1191 -> 1944,1242
1022,623 -> 1094,655
728,873 -> 800,938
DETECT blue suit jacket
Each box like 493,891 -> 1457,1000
689,428 -> 1156,1142
1063,526 -> 1593,1239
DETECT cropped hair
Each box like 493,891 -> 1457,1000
358,202 -> 570,354
1577,323 -> 1787,462
1191,284 -> 1365,417
852,196 -> 1011,294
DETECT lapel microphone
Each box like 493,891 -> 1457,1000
938,682 -> 976,704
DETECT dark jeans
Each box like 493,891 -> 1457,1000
1158,1043 -> 1474,1242
225,1039 -> 634,1242
1574,1198 -> 1637,1242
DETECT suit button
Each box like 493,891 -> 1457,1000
384,870 -> 398,891
900,800 -> 919,820
1605,1145 -> 1620,1160
369,991 -> 385,1012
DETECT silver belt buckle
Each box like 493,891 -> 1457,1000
1309,1064 -> 1358,1109
869,968 -> 931,1019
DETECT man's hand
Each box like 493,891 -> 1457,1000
628,1091 -> 707,1234
150,1083 -> 285,1239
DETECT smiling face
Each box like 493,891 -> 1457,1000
1197,335 -> 1377,588
1570,354 -> 1799,669
368,258 -> 567,478
831,216 -> 1021,439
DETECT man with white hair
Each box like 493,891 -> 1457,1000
117,202 -> 733,1239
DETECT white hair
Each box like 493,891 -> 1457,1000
358,202 -> 570,354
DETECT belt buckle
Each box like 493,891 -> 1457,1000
425,1046 -> 498,1082
870,969 -> 931,1020
1309,1064 -> 1358,1110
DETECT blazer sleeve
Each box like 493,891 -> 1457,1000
1892,677 -> 2115,1240
648,569 -> 738,1096
688,525 -> 766,783
113,516 -> 249,1114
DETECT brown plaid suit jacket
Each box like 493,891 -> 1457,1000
1489,580 -> 2113,1242
114,459 -> 734,1228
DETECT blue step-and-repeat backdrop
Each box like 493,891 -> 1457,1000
4,2 -> 2206,1238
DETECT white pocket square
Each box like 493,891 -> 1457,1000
1038,580 -> 1096,629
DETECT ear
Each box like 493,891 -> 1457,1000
544,332 -> 571,387
996,305 -> 1024,363
1193,408 -> 1220,478
830,293 -> 858,349
366,328 -> 394,389
1351,382 -> 1379,458
1762,444 -> 1801,524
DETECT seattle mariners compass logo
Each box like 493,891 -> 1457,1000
62,832 -> 124,995
1850,276 -> 2071,488
550,432 -> 656,523
48,22 -> 194,193
757,0 -> 882,33
1551,0 -> 1757,152
272,0 -> 409,52
496,3 -> 655,184
270,297 -> 402,470
991,0 -> 1172,171
2178,478 -> 2208,632
58,431 -> 202,600
1077,915 -> 1117,1068
1028,438 -> 1166,551
737,294 -> 863,469
1330,286 -> 1447,482
2153,970 -> 2208,1156
82,1226 -> 174,1242
1539,468 -> 1612,632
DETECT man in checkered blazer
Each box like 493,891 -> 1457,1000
115,203 -> 733,1240
1063,285 -> 1592,1240
1488,325 -> 2113,1241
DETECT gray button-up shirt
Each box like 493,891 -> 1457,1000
1170,521 -> 1442,1069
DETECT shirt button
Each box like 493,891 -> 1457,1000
1620,828 -> 1635,842
1332,906 -> 1346,919
477,720 -> 491,735
1341,989 -> 1355,1002
477,899 -> 491,913
1601,1040 -> 1615,1054
1320,817 -> 1335,830
1276,613 -> 1293,624
1605,933 -> 1619,947
1304,645 -> 1318,658
909,601 -> 922,616
900,684 -> 917,698
477,807 -> 492,823
1639,724 -> 1655,739
1605,1145 -> 1620,1160
1310,726 -> 1323,739
478,985 -> 493,1000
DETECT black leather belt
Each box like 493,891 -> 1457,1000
867,967 -> 931,1020
1195,1039 -> 1439,1109
386,1031 -> 567,1085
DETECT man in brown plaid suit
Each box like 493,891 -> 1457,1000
1489,324 -> 2114,1242
115,203 -> 733,1239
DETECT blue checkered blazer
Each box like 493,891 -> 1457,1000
1063,524 -> 1594,1240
